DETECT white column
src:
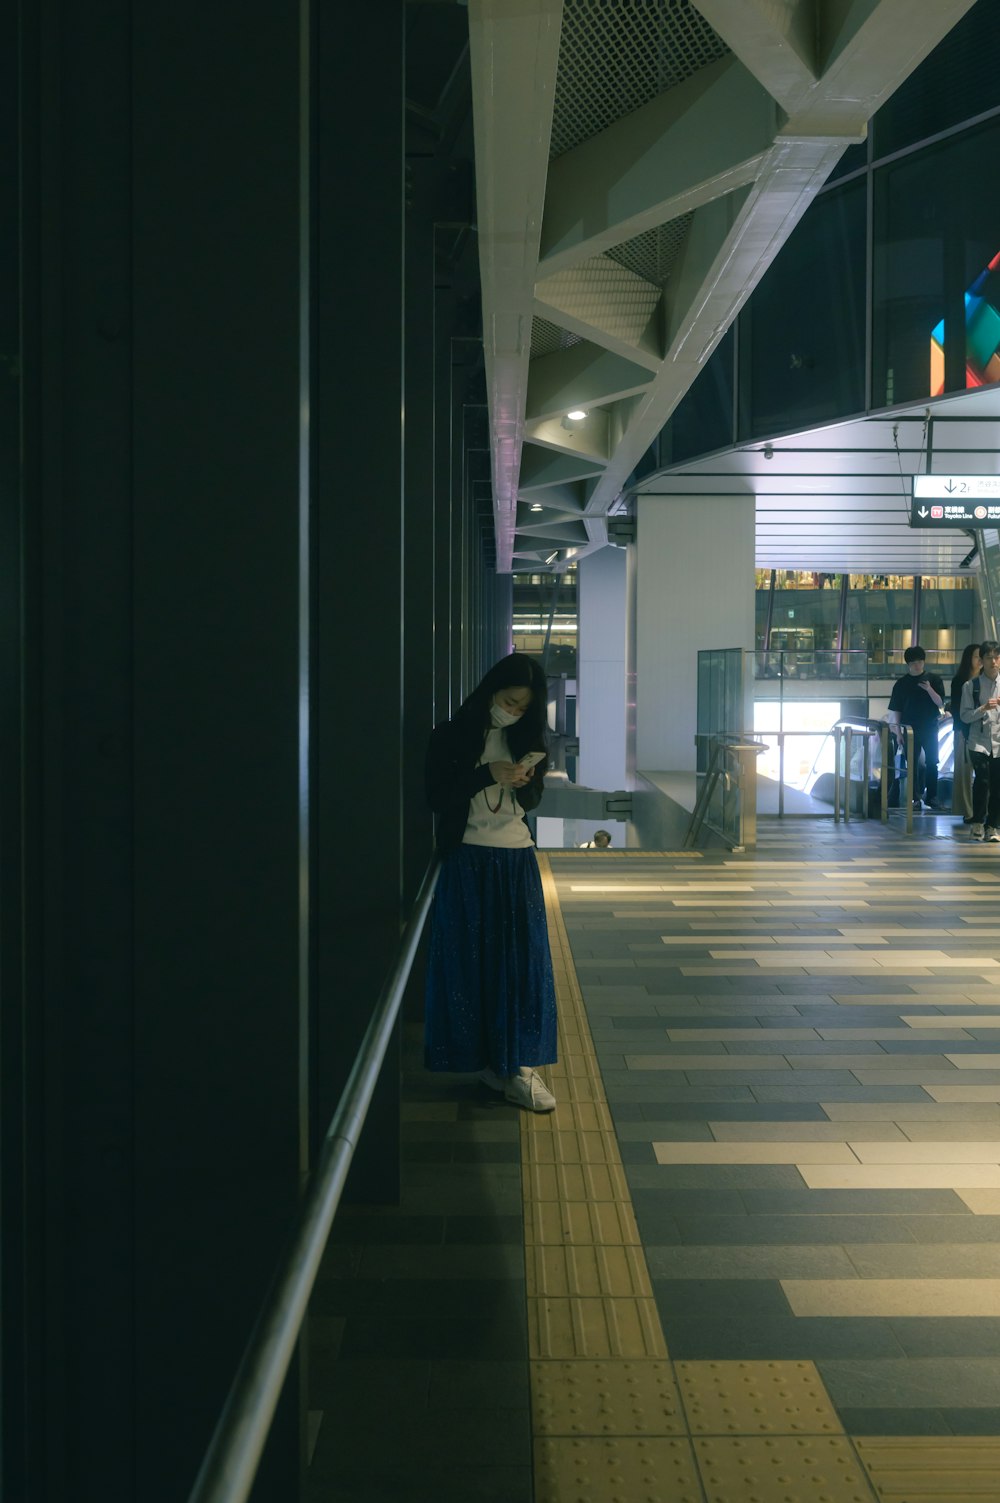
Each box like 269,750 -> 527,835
634,494 -> 755,773
577,544 -> 627,789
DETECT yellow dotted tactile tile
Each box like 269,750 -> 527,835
694,1435 -> 875,1503
676,1360 -> 844,1436
854,1437 -> 1000,1501
531,1360 -> 685,1436
534,1436 -> 704,1503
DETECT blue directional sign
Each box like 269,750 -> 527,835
911,475 -> 1000,527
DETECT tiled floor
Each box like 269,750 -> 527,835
309,820 -> 1000,1502
549,822 -> 1000,1496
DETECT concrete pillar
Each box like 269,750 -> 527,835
633,495 -> 755,774
577,545 -> 628,789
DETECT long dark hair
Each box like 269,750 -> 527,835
453,653 -> 549,762
956,641 -> 981,685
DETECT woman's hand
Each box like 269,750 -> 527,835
490,759 -> 533,787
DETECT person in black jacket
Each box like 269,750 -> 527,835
424,653 -> 557,1112
887,644 -> 947,809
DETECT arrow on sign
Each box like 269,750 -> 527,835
917,507 -> 929,517
945,480 -> 957,492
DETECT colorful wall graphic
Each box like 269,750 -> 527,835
931,248 -> 1000,395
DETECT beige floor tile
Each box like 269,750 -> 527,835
676,1360 -> 843,1436
855,1436 -> 1000,1501
693,1435 -> 876,1502
900,1122 -> 1000,1140
902,1014 -> 1000,1028
947,1053 -> 1000,1068
781,1278 -> 1000,1317
534,1436 -> 702,1503
799,1163 -> 1000,1190
849,1140 -> 1000,1163
926,1085 -> 1000,1102
653,1141 -> 858,1165
530,1359 -> 685,1437
955,1189 -> 1000,1214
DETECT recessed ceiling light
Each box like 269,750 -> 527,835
567,409 -> 587,421
530,503 -> 543,511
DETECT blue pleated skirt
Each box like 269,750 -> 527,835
424,844 -> 558,1075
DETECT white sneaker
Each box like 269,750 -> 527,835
504,1067 -> 556,1113
971,823 -> 985,840
477,1067 -> 507,1093
987,828 -> 1000,844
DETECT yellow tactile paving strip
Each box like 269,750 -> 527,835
854,1438 -> 1000,1501
529,854 -> 1000,1503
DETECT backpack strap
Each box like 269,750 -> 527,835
974,677 -> 981,711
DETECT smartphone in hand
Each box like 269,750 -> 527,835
517,751 -> 545,771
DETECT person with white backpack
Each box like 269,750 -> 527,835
961,640 -> 1000,841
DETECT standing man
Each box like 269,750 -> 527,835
887,645 -> 947,810
961,639 -> 1000,841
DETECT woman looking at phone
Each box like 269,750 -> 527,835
423,653 -> 557,1111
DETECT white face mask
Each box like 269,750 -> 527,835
490,701 -> 520,728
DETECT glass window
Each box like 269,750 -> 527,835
737,179 -> 866,439
845,585 -> 914,665
660,327 -> 734,465
873,116 -> 1000,408
873,4 -> 1000,161
826,139 -> 868,185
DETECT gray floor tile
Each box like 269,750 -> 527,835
836,1406 -> 953,1435
843,1243 -> 1000,1278
888,1318 -> 1000,1357
626,1164 -> 805,1190
740,1188 -> 969,1215
644,1243 -> 857,1279
819,1357 -> 1000,1408
673,1214 -> 917,1244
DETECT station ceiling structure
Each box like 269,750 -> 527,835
468,0 -> 980,574
637,388 -> 1000,575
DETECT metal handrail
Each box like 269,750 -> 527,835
687,733 -> 766,851
187,855 -> 441,1503
831,719 -> 915,831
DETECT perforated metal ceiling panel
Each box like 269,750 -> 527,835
550,0 -> 729,159
531,317 -> 585,360
605,212 -> 693,289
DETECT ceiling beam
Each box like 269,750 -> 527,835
694,0 -> 979,123
469,0 -> 563,572
518,445 -> 605,490
538,55 -> 778,277
525,342 -> 653,423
